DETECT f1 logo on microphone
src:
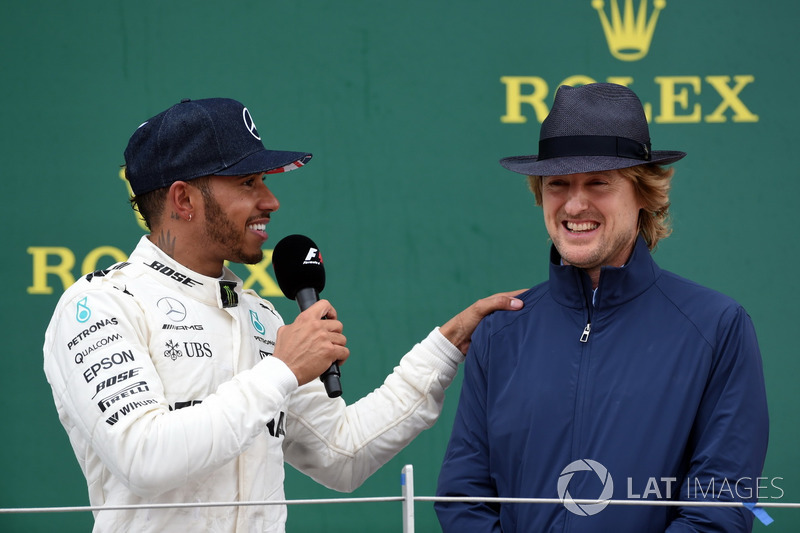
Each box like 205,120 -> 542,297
303,247 -> 322,265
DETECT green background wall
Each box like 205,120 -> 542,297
1,1 -> 796,530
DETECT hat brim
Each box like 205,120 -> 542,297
215,148 -> 313,176
499,150 -> 686,176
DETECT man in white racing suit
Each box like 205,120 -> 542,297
43,97 -> 522,532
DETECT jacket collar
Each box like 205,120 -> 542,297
548,236 -> 660,311
129,236 -> 243,309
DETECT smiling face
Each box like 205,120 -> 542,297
541,170 -> 643,286
195,173 -> 280,266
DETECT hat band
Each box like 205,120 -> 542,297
538,135 -> 651,162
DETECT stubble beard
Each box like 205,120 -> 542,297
554,229 -> 637,271
202,193 -> 264,265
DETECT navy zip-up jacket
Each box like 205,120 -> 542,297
436,237 -> 769,532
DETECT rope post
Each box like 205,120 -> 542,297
401,464 -> 415,533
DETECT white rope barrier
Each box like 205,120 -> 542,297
0,496 -> 404,514
420,496 -> 800,508
3,495 -> 798,515
0,464 -> 795,528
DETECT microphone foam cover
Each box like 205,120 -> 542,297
272,234 -> 326,300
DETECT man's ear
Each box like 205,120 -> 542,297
167,181 -> 196,222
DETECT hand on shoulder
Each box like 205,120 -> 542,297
440,290 -> 525,354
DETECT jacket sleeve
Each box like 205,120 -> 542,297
666,306 -> 769,532
43,285 -> 299,498
434,323 -> 502,532
281,327 -> 465,493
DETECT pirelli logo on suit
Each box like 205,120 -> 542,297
97,381 -> 150,412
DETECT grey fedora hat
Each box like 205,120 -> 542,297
499,83 -> 685,176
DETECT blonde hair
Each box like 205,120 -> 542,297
526,164 -> 675,250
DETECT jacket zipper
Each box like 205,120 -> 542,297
569,272 -> 594,515
579,322 -> 591,342
579,279 -> 593,343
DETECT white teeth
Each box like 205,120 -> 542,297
567,221 -> 599,232
248,223 -> 266,231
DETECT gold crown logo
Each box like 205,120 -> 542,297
592,0 -> 666,61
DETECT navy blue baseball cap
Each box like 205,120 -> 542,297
124,98 -> 312,195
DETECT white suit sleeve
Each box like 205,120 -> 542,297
282,327 -> 464,492
43,286 -> 298,498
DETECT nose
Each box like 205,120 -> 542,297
563,184 -> 589,215
257,182 -> 280,213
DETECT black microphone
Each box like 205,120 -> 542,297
272,234 -> 342,398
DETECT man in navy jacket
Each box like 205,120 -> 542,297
435,83 -> 769,532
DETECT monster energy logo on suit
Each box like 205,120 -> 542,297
219,281 -> 238,308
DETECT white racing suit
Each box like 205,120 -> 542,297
43,236 -> 465,532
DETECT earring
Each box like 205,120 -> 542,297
188,214 -> 192,221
